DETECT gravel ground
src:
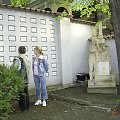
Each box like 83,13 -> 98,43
10,85 -> 120,120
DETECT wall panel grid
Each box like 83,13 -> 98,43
0,9 -> 60,85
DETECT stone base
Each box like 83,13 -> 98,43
87,87 -> 117,94
88,80 -> 116,88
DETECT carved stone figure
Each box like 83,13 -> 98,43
88,27 -> 117,94
89,28 -> 98,81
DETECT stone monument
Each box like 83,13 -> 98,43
87,24 -> 117,94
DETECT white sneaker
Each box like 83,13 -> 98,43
42,101 -> 46,107
34,100 -> 42,106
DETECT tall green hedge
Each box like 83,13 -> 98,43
0,64 -> 25,120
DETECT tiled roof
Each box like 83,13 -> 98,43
70,18 -> 96,26
0,4 -> 61,15
0,4 -> 96,25
104,34 -> 114,39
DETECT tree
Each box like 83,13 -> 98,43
109,0 -> 120,82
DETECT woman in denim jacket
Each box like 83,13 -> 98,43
32,46 -> 49,107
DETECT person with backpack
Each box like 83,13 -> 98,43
13,46 -> 30,112
32,46 -> 48,107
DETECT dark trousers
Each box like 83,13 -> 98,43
18,85 -> 29,111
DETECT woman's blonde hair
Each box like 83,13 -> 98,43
34,46 -> 43,54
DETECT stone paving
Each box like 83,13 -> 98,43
10,83 -> 120,120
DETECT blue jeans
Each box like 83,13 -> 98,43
34,75 -> 48,100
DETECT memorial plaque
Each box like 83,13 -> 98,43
50,29 -> 55,34
51,54 -> 56,59
40,19 -> 46,25
0,14 -> 3,20
51,46 -> 56,51
30,18 -> 37,24
0,56 -> 4,62
31,36 -> 37,42
41,28 -> 46,33
0,24 -> 3,31
50,37 -> 55,43
9,56 -> 15,62
20,26 -> 27,32
9,35 -> 16,41
0,46 -> 4,52
41,37 -> 47,42
8,15 -> 15,21
51,63 -> 57,68
98,62 -> 110,75
31,27 -> 37,33
0,35 -> 3,41
52,71 -> 57,76
20,36 -> 27,42
20,17 -> 26,22
9,46 -> 16,52
8,25 -> 15,31
42,46 -> 47,51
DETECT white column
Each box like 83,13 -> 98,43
59,17 -> 73,85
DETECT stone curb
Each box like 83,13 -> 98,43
49,93 -> 92,106
29,83 -> 82,95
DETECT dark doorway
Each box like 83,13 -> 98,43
44,8 -> 52,12
57,7 -> 68,13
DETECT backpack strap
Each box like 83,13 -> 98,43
17,56 -> 23,62
13,56 -> 21,70
17,56 -> 28,81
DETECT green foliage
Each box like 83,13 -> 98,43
72,0 -> 95,16
0,64 -> 25,120
72,0 -> 110,22
112,99 -> 120,111
55,11 -> 69,21
10,0 -> 29,7
55,0 -> 110,25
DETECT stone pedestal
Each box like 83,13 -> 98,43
87,87 -> 117,94
87,61 -> 117,94
87,27 -> 117,94
87,54 -> 117,94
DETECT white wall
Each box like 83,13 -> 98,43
70,23 -> 91,81
1,7 -> 119,88
106,39 -> 119,84
59,18 -> 73,85
0,8 -> 61,89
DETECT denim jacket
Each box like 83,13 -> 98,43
32,55 -> 49,76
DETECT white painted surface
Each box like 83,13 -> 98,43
0,8 -> 61,89
106,39 -> 119,84
0,7 -> 119,89
70,23 -> 91,81
59,18 -> 72,84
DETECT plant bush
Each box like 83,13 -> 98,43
112,99 -> 120,112
0,64 -> 25,120
10,0 -> 29,7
